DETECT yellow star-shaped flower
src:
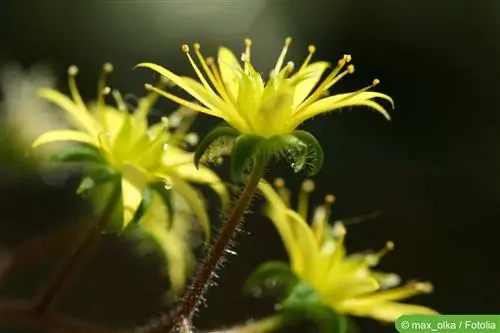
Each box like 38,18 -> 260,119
258,178 -> 438,322
31,64 -> 228,235
137,37 -> 394,138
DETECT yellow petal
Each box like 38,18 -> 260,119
136,63 -> 224,116
38,88 -> 100,136
139,192 -> 194,294
121,163 -> 149,228
217,47 -> 243,101
285,209 -> 320,280
322,276 -> 379,301
291,61 -> 331,109
258,181 -> 307,277
32,130 -> 98,148
169,176 -> 211,242
160,155 -> 229,212
348,301 -> 439,322
290,96 -> 392,130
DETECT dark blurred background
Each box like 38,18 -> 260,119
0,0 -> 499,332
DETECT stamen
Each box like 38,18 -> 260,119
193,44 -> 231,102
296,54 -> 353,111
97,62 -> 113,107
273,178 -> 291,206
144,83 -> 220,117
136,76 -> 170,118
298,179 -> 315,219
299,45 -> 316,71
67,65 -> 86,110
182,44 -> 216,95
273,37 -> 292,75
112,89 -> 128,111
332,78 -> 382,105
374,241 -> 395,260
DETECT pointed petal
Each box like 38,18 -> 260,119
290,95 -> 392,129
258,181 -> 308,277
169,176 -> 211,242
291,61 -> 331,109
160,151 -> 229,212
139,192 -> 194,294
136,63 -> 223,116
38,88 -> 100,135
218,47 -> 243,101
121,163 -> 149,228
285,209 -> 320,280
347,301 -> 439,322
32,130 -> 98,148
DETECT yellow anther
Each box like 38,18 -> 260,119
68,65 -> 79,76
244,38 -> 252,46
181,44 -> 190,53
206,57 -> 214,65
301,179 -> 315,193
325,194 -> 336,204
103,62 -> 113,73
347,64 -> 355,74
308,45 -> 316,53
274,178 -> 285,188
373,78 -> 380,85
285,37 -> 292,45
102,86 -> 111,95
193,43 -> 201,50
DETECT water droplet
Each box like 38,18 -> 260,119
225,249 -> 237,255
163,143 -> 170,151
265,278 -> 277,288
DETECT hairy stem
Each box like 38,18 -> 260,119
157,161 -> 267,332
34,184 -> 122,313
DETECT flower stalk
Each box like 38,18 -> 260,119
156,159 -> 267,332
34,183 -> 122,313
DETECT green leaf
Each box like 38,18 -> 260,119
77,164 -> 119,195
49,144 -> 104,163
129,186 -> 153,225
291,130 -> 324,175
244,261 -> 299,298
194,123 -> 240,169
230,134 -> 266,182
149,181 -> 175,227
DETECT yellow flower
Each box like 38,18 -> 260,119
258,178 -> 438,322
136,37 -> 394,138
31,64 -> 228,235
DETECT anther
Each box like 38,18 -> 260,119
347,64 -> 355,74
102,86 -> 111,95
144,83 -> 154,91
285,37 -> 292,45
308,45 -> 316,53
385,241 -> 395,251
274,178 -> 285,188
410,282 -> 434,293
244,38 -> 252,46
103,62 -> 113,73
206,57 -> 214,65
301,179 -> 315,193
372,78 -> 380,85
325,194 -> 336,204
181,44 -> 190,53
343,54 -> 352,62
68,65 -> 79,76
193,43 -> 201,51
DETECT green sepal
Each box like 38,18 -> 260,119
49,144 -> 104,164
230,134 -> 266,182
149,181 -> 175,227
77,164 -> 119,195
194,122 -> 240,169
129,186 -> 153,225
291,130 -> 324,176
281,281 -> 352,333
244,261 -> 299,298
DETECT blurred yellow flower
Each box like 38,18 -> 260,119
31,64 -> 228,235
258,179 -> 438,322
137,37 -> 393,138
